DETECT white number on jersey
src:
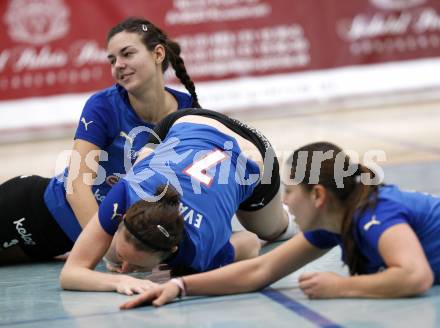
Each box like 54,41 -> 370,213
184,150 -> 226,186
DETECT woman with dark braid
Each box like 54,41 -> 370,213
117,141 -> 440,308
0,17 -> 200,266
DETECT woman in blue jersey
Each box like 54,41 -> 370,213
0,17 -> 199,265
119,141 -> 440,308
60,109 -> 298,294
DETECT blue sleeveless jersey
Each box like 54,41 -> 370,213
43,84 -> 192,241
98,122 -> 261,272
304,185 -> 440,283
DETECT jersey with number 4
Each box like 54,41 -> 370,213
99,122 -> 261,272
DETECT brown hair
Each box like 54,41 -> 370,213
122,184 -> 184,256
107,17 -> 201,108
288,141 -> 381,274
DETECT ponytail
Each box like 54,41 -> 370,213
288,142 -> 382,274
340,166 -> 380,274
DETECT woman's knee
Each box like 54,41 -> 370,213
231,231 -> 261,261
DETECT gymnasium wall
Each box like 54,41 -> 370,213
1,0 -> 440,141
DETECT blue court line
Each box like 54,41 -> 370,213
261,288 -> 344,328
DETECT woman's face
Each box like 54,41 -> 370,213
107,31 -> 160,94
283,184 -> 318,231
113,228 -> 162,273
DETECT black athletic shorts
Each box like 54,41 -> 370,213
0,175 -> 73,260
148,108 -> 280,211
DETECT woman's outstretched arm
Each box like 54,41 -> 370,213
299,224 -> 434,299
60,215 -> 157,294
121,233 -> 326,308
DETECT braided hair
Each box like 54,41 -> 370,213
107,17 -> 201,108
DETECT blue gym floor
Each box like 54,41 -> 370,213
1,161 -> 439,328
1,103 -> 440,327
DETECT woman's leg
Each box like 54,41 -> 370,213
172,111 -> 298,242
236,189 -> 298,241
0,176 -> 32,264
0,175 -> 73,265
236,189 -> 286,241
0,245 -> 32,265
229,231 -> 261,261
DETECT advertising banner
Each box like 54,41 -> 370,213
1,0 -> 440,101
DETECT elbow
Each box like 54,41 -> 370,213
65,180 -> 93,205
65,190 -> 74,203
65,184 -> 81,205
59,265 -> 75,291
65,187 -> 77,206
407,268 -> 434,296
59,267 -> 69,290
416,269 -> 434,295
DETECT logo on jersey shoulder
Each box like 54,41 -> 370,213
111,203 -> 123,221
3,239 -> 19,249
81,117 -> 93,131
13,218 -> 36,246
363,215 -> 381,231
105,175 -> 120,187
119,131 -> 134,145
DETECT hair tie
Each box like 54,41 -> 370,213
142,24 -> 148,32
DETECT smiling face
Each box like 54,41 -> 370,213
106,31 -> 162,94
